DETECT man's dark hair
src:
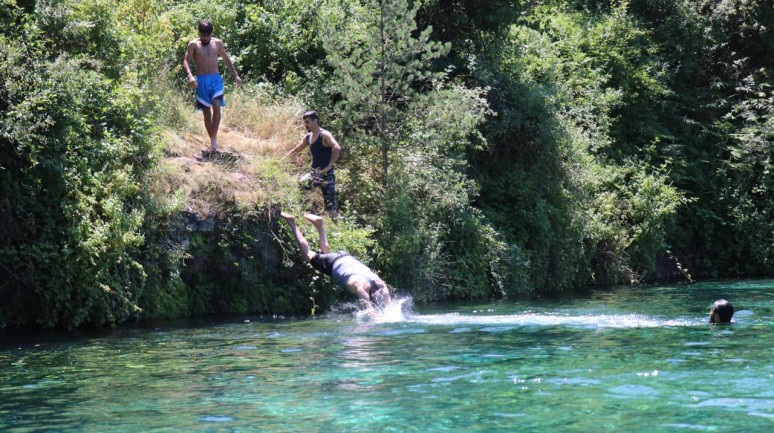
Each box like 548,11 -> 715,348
710,299 -> 734,324
198,20 -> 213,35
303,110 -> 319,122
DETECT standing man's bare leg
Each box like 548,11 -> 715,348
281,212 -> 315,262
202,107 -> 214,150
210,100 -> 222,151
303,214 -> 330,253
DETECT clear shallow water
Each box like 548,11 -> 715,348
1,280 -> 773,432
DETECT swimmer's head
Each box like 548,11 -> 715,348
709,299 -> 734,324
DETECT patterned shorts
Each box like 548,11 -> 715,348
321,170 -> 337,212
300,168 -> 337,212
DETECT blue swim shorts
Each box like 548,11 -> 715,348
195,74 -> 225,109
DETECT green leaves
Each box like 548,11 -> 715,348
322,0 -> 453,176
235,0 -> 323,85
316,0 -> 502,297
1,0 -> 772,327
0,4 -> 158,328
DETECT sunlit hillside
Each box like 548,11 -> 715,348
150,87 -> 317,218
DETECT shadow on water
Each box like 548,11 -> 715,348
0,313 -> 315,349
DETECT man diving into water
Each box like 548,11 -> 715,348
280,212 -> 391,313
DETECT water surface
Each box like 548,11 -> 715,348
1,280 -> 773,432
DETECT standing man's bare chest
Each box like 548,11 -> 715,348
194,43 -> 219,71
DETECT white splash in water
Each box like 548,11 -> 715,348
354,296 -> 412,323
404,312 -> 699,328
348,296 -> 702,328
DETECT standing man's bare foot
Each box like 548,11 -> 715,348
280,212 -> 296,222
200,147 -> 220,159
327,210 -> 340,223
303,213 -> 324,229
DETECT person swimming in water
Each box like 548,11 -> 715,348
280,212 -> 390,313
709,299 -> 734,324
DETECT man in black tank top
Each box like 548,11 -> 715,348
287,111 -> 341,218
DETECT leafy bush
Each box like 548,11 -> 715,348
314,0 -> 520,298
233,0 -> 326,90
470,1 -> 683,288
2,0 -> 772,328
0,11 -> 157,327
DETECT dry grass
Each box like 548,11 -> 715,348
151,87 -> 313,218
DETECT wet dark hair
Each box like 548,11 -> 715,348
710,299 -> 734,324
303,110 -> 319,122
198,20 -> 213,35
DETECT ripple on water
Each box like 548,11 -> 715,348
493,412 -> 527,418
373,328 -> 427,336
409,312 -> 702,328
546,377 -> 600,386
431,371 -> 482,383
426,366 -> 460,373
734,379 -> 774,397
608,384 -> 660,398
658,423 -> 711,430
695,398 -> 774,412
199,416 -> 234,422
480,326 -> 515,333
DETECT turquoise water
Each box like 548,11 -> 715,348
1,280 -> 773,432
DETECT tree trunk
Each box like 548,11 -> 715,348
379,0 -> 389,186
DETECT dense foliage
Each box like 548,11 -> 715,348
1,1 -> 154,327
1,0 -> 772,327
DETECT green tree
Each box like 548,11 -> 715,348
233,0 -> 325,90
316,0 -> 522,298
322,0 -> 451,182
0,2 -> 157,327
627,0 -> 774,277
469,1 -> 683,287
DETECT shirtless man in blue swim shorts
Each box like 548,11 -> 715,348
280,212 -> 391,313
183,20 -> 242,154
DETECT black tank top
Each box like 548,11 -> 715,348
308,129 -> 331,169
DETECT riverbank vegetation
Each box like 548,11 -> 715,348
1,0 -> 771,328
